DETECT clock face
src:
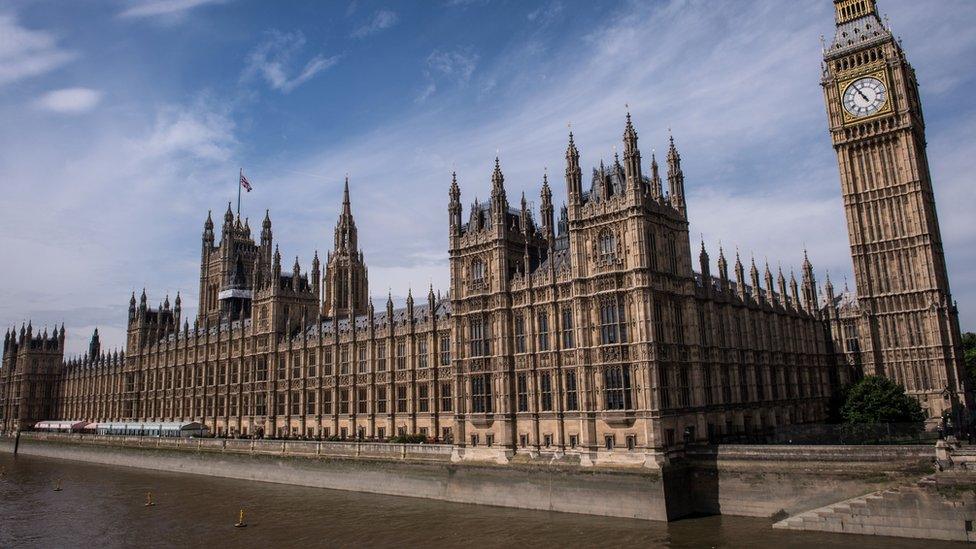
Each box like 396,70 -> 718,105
842,76 -> 888,118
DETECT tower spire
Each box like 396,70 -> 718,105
565,131 -> 582,205
666,133 -> 686,215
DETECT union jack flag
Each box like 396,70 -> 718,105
240,170 -> 252,192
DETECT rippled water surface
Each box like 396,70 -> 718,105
0,453 -> 964,548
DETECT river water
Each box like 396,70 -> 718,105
0,453 -> 963,548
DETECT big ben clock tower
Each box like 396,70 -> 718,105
822,0 -> 969,420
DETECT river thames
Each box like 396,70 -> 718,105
0,453 -> 964,548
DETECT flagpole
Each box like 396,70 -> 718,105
237,168 -> 242,217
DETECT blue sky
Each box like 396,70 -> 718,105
1,0 -> 974,355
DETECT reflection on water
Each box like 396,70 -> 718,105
0,453 -> 964,548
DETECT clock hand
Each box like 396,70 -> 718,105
855,87 -> 870,102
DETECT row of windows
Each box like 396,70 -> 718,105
126,337 -> 453,391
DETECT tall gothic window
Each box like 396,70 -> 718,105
516,373 -> 528,412
396,385 -> 407,413
540,372 -> 553,411
469,317 -> 490,357
514,314 -> 526,353
599,297 -> 627,345
396,340 -> 406,370
376,342 -> 386,372
647,228 -> 659,270
537,311 -> 550,351
667,233 -> 678,273
440,382 -> 452,411
471,374 -> 492,413
604,365 -> 632,410
471,259 -> 486,284
418,340 -> 428,368
439,336 -> 451,366
598,229 -> 616,260
561,308 -> 574,348
357,345 -> 367,373
702,365 -> 714,406
565,371 -> 578,411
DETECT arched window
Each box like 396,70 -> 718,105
598,229 -> 616,260
471,259 -> 485,284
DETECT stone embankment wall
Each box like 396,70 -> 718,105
0,434 -> 673,520
0,433 -> 939,524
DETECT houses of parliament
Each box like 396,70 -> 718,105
1,0 -> 969,465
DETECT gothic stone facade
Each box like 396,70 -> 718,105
0,118 -> 836,465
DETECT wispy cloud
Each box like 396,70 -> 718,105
417,48 -> 478,102
33,88 -> 102,114
0,13 -> 75,87
444,0 -> 489,7
117,0 -> 229,19
242,30 -> 340,93
527,1 -> 563,25
350,9 -> 399,39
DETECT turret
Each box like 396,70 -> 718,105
203,211 -> 214,246
801,250 -> 818,313
292,256 -> 301,291
129,291 -> 137,318
449,171 -> 462,234
666,134 -> 686,215
790,270 -> 801,310
622,112 -> 643,194
565,132 -> 583,206
734,252 -> 746,301
825,271 -> 836,308
765,263 -> 777,306
490,157 -> 507,222
272,245 -> 282,279
222,202 -> 234,234
717,246 -> 729,292
649,151 -> 663,200
261,209 -> 273,248
89,327 -> 101,358
406,287 -> 415,321
540,172 -> 554,246
777,267 -> 788,306
750,257 -> 762,304
311,250 -> 321,299
699,240 -> 711,295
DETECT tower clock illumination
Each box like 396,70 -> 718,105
842,76 -> 887,117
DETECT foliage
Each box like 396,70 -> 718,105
840,375 -> 925,424
963,332 -> 976,388
389,434 -> 428,444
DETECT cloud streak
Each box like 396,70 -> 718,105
0,13 -> 75,87
33,88 -> 102,114
117,0 -> 229,19
350,10 -> 399,38
242,30 -> 340,93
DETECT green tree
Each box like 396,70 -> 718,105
840,375 -> 925,424
963,332 -> 976,388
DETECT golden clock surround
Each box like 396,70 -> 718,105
838,68 -> 893,125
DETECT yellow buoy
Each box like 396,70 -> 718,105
53,478 -> 63,492
145,492 -> 155,507
234,508 -> 247,528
